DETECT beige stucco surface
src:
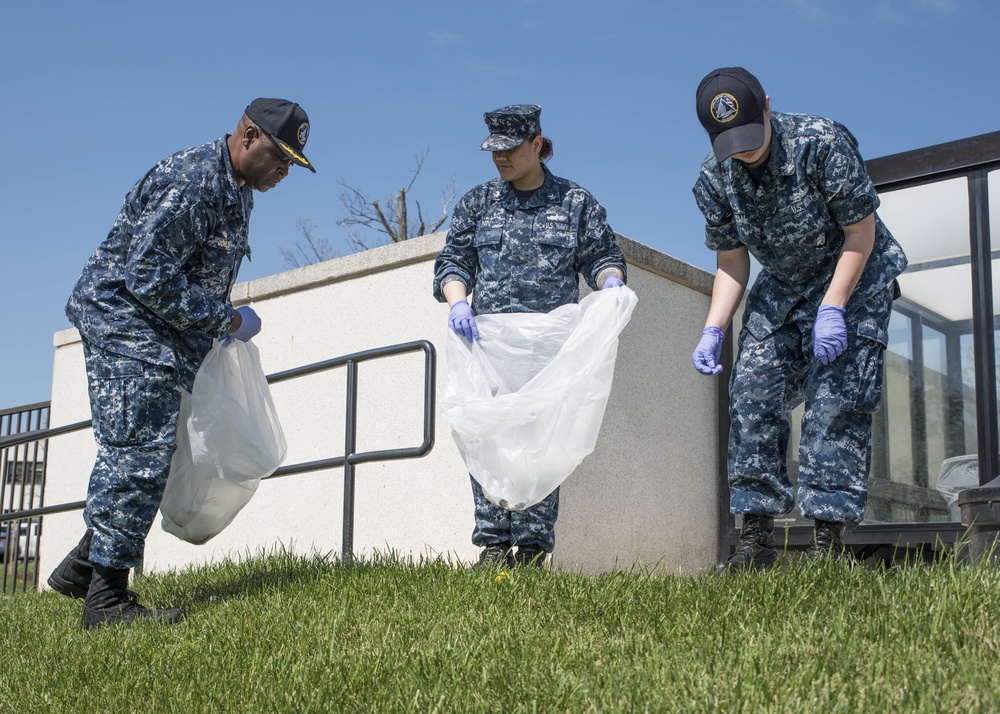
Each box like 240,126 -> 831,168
42,232 -> 719,579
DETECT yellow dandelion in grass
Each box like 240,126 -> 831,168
495,571 -> 508,583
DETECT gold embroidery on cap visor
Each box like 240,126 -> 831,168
278,140 -> 312,168
710,93 -> 739,124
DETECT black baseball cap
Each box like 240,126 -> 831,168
695,67 -> 767,162
245,98 -> 316,173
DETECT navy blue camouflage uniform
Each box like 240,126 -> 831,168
693,112 -> 907,524
434,163 -> 627,552
66,136 -> 251,568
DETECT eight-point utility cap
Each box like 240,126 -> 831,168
695,67 -> 767,162
480,104 -> 542,151
245,98 -> 316,173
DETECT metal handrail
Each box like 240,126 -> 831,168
0,339 -> 437,562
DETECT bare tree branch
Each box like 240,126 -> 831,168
282,149 -> 456,267
405,150 -> 428,193
398,188 -> 408,242
370,199 -> 397,240
279,219 -> 339,270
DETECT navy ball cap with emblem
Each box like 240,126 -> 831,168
480,104 -> 542,151
245,98 -> 316,173
695,67 -> 767,162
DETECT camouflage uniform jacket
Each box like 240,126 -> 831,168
433,165 -> 626,314
692,112 -> 907,339
66,136 -> 252,391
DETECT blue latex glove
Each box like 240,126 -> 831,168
813,305 -> 847,365
603,276 -> 625,289
448,300 -> 480,343
229,306 -> 261,342
692,326 -> 725,375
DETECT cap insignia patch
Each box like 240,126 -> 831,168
297,122 -> 310,147
710,93 -> 739,124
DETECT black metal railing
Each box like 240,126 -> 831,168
0,339 -> 436,591
1,402 -> 51,594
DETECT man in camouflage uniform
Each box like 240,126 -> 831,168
689,68 -> 907,570
48,98 -> 315,628
433,104 -> 627,568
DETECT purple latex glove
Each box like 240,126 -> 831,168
603,276 -> 625,289
692,326 -> 725,375
229,306 -> 261,342
813,305 -> 847,365
448,300 -> 480,343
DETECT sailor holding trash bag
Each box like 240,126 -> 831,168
433,104 -> 627,568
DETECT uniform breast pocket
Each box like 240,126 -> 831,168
765,197 -> 833,250
474,223 -> 503,248
200,235 -> 235,266
536,228 -> 578,274
474,223 -> 504,274
195,234 -> 243,293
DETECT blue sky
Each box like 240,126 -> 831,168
1,0 -> 996,408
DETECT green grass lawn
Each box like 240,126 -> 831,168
1,548 -> 998,713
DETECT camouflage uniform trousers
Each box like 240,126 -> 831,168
81,340 -> 183,569
727,285 -> 894,525
470,475 -> 559,552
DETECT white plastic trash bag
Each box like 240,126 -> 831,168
440,286 -> 638,510
935,454 -> 979,521
160,337 -> 287,544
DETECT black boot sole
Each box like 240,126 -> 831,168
47,573 -> 89,599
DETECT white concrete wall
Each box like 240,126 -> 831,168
42,232 -> 718,578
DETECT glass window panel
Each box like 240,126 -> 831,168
993,258 -> 1000,324
885,310 -> 914,486
879,177 -> 971,321
867,177 -> 973,523
895,266 -> 972,323
922,327 -> 948,471
879,178 -> 970,264
990,170 -> 1000,249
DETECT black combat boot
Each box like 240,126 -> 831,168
475,542 -> 515,569
82,564 -> 185,630
805,519 -> 849,560
513,544 -> 547,568
47,530 -> 94,599
719,514 -> 778,572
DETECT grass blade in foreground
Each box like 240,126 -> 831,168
1,549 -> 998,713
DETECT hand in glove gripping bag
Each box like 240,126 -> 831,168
440,286 -> 638,510
448,300 -> 480,343
160,337 -> 287,544
228,306 -> 262,342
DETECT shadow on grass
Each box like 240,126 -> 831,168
154,544 -> 468,609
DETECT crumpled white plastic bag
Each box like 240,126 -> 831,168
160,337 -> 287,544
936,454 -> 979,521
440,286 -> 638,510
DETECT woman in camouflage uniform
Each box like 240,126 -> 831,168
433,104 -> 627,568
690,68 -> 907,570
